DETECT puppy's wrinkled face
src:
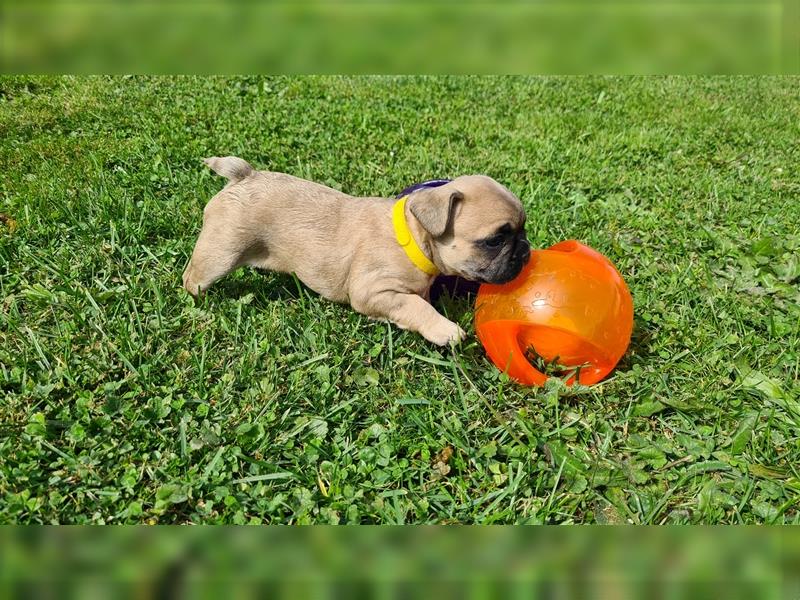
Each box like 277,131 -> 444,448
408,175 -> 530,284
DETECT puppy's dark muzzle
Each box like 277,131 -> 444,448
514,235 -> 531,263
489,234 -> 531,284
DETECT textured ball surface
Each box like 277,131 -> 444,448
475,240 -> 633,386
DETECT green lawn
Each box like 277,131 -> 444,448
1,76 -> 798,524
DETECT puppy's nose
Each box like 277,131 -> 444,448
514,236 -> 530,257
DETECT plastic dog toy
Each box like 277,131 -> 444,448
475,240 -> 633,386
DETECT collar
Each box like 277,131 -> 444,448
392,196 -> 439,276
395,178 -> 451,198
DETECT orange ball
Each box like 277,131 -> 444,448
475,240 -> 633,386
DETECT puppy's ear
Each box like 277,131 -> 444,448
407,189 -> 463,237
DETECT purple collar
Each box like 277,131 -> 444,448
396,179 -> 451,199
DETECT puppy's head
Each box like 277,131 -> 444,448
407,175 -> 530,284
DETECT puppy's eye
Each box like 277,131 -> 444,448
484,234 -> 505,248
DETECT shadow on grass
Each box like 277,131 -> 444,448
430,275 -> 480,323
213,271 -> 483,318
213,269 -> 305,309
614,316 -> 656,374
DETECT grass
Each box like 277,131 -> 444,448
0,76 -> 798,524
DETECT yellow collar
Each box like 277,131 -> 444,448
392,196 -> 439,276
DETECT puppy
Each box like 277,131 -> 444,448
183,157 -> 530,346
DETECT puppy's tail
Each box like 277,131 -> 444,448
203,156 -> 254,183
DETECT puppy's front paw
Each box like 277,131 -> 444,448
425,319 -> 467,347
